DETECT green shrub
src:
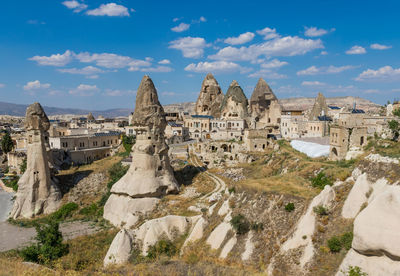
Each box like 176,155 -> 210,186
20,221 -> 68,264
107,162 -> 129,189
341,232 -> 353,250
230,214 -> 250,235
285,202 -> 295,212
20,158 -> 27,174
122,135 -> 135,153
327,236 -> 342,253
146,240 -> 177,260
79,203 -> 102,218
4,177 -> 19,192
228,187 -> 236,194
1,131 -> 13,154
50,202 -> 79,221
311,172 -> 332,189
313,205 -> 328,216
343,266 -> 368,276
327,232 -> 353,253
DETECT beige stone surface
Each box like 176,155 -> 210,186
353,186 -> 400,259
341,173 -> 370,219
104,229 -> 132,266
182,216 -> 206,249
221,80 -> 248,119
206,221 -> 232,250
195,73 -> 224,118
10,103 -> 60,219
220,236 -> 237,258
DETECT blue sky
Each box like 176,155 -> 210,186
0,0 -> 399,110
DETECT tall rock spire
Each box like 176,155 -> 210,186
195,73 -> 224,118
10,102 -> 61,219
221,80 -> 249,119
249,78 -> 278,117
103,76 -> 179,228
308,92 -> 329,120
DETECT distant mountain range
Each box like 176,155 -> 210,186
0,96 -> 381,118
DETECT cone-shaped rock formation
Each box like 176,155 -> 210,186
249,78 -> 278,118
308,92 -> 328,120
195,73 -> 224,118
10,102 -> 61,219
221,80 -> 249,119
104,76 -> 179,228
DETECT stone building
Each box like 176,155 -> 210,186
220,80 -> 248,119
184,115 -> 213,140
195,73 -> 224,118
165,122 -> 189,144
329,125 -> 367,161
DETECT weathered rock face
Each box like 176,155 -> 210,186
308,92 -> 328,120
249,78 -> 278,118
195,73 -> 224,118
10,103 -> 61,219
103,76 -> 179,228
221,80 -> 249,119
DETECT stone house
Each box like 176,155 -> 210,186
165,122 -> 189,144
184,115 -> 212,140
329,125 -> 367,161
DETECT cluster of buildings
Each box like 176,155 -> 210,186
3,73 -> 400,174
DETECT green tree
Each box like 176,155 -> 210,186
20,221 -> 69,265
20,158 -> 27,174
1,132 -> 13,154
122,134 -> 135,153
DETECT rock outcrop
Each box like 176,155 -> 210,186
103,76 -> 179,228
195,73 -> 224,118
308,92 -> 328,120
221,80 -> 249,119
337,186 -> 400,275
249,78 -> 278,118
10,103 -> 61,219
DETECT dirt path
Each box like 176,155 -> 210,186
0,188 -> 14,222
0,221 -> 100,252
189,149 -> 226,201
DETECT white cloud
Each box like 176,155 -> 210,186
346,45 -> 366,55
184,61 -> 243,73
48,90 -> 63,96
248,70 -> 287,79
304,27 -> 333,37
355,66 -> 400,82
301,81 -> 326,86
62,0 -> 87,13
256,27 -> 279,40
370,43 -> 392,50
27,20 -> 45,25
297,65 -> 355,75
171,23 -> 190,32
76,52 -> 150,69
29,50 -> 73,66
158,59 -> 171,65
199,16 -> 206,22
69,84 -> 99,96
169,37 -> 209,58
23,80 -> 50,90
172,17 -> 181,22
260,59 -> 288,69
224,32 -> 255,45
87,3 -> 130,17
209,36 -> 323,62
58,66 -> 104,75
0,83 -> 4,88
320,51 -> 328,55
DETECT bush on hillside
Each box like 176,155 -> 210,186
20,221 -> 68,264
311,172 -> 332,189
147,240 -> 177,260
230,214 -> 250,235
285,202 -> 295,212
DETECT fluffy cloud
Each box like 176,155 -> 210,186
29,50 -> 73,66
87,3 -> 130,17
58,66 -> 104,76
161,91 -> 178,96
69,84 -> 99,96
138,66 -> 173,73
256,27 -> 279,40
297,65 -> 355,75
23,80 -> 50,90
104,89 -> 136,96
209,36 -> 323,62
346,45 -> 366,55
355,66 -> 400,82
370,43 -> 392,50
169,37 -> 209,58
76,52 -> 151,69
301,81 -> 326,86
158,59 -> 171,65
184,61 -> 243,73
0,83 -> 4,88
260,59 -> 288,69
304,27 -> 333,37
171,23 -> 190,32
62,0 -> 87,13
224,32 -> 255,45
